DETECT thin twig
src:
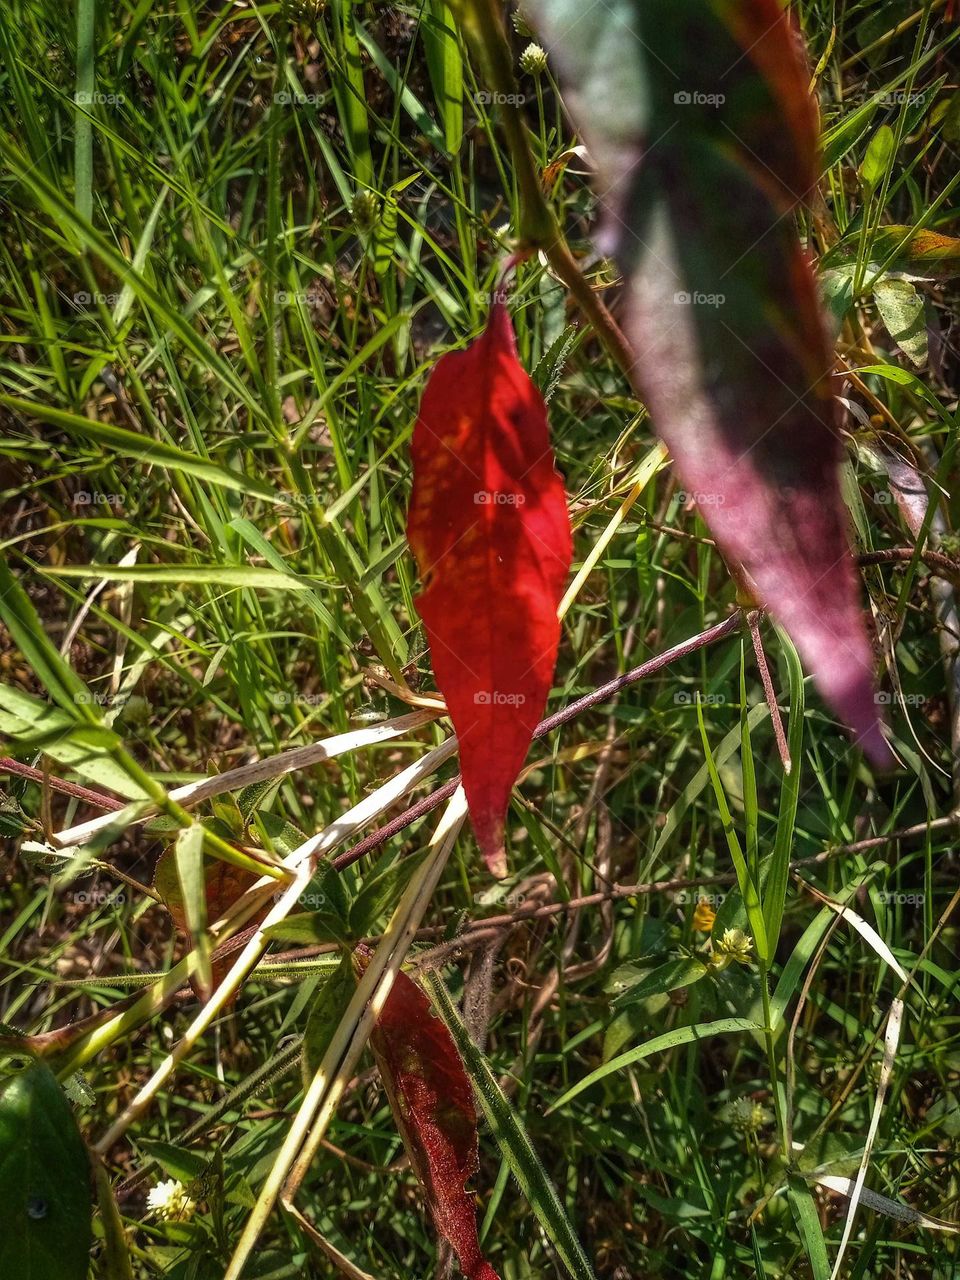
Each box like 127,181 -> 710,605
333,610 -> 745,871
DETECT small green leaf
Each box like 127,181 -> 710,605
612,957 -> 709,1009
874,276 -> 928,366
348,848 -> 430,936
264,911 -> 354,947
174,826 -> 211,999
302,953 -> 356,1082
0,1058 -> 92,1280
860,124 -> 895,190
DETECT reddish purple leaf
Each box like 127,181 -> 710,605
528,0 -> 892,763
355,947 -> 500,1280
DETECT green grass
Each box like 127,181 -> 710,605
0,1 -> 959,1278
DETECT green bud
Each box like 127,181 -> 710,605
519,42 -> 548,76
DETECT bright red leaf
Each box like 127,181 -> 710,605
407,303 -> 572,875
355,946 -> 500,1280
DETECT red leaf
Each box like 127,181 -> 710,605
355,947 -> 500,1280
528,0 -> 892,764
407,303 -> 572,874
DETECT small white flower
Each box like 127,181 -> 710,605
147,1179 -> 196,1223
519,42 -> 548,75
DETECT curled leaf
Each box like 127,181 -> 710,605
528,0 -> 891,763
354,947 -> 500,1280
407,303 -> 572,874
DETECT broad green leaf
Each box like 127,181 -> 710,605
874,277 -> 928,366
0,1057 -> 92,1280
263,911 -> 354,947
348,848 -> 430,936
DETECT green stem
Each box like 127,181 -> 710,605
455,0 -> 635,381
75,0 -> 95,222
758,959 -> 788,1158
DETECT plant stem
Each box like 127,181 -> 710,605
455,0 -> 635,380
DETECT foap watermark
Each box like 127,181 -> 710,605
675,489 -> 726,507
474,490 -> 526,507
674,690 -> 726,706
475,287 -> 511,307
473,90 -> 526,106
74,690 -> 128,707
75,890 -> 126,911
674,290 -> 725,308
270,691 -> 325,707
674,90 -> 725,107
878,91 -> 924,106
272,890 -> 330,908
275,90 -> 322,106
75,90 -> 125,106
875,691 -> 927,706
877,891 -> 924,905
474,690 -> 526,706
473,887 -> 526,908
74,291 -> 121,307
675,890 -> 726,905
73,490 -> 124,506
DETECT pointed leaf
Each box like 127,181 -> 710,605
354,947 -> 500,1280
874,277 -> 928,366
407,304 -> 572,873
527,0 -> 890,764
0,1056 -> 92,1280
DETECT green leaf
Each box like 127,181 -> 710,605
860,124 -> 896,191
263,911 -> 354,947
761,630 -> 805,959
174,826 -> 211,999
302,953 -> 356,1082
0,397 -> 278,502
0,556 -> 92,718
874,276 -> 928,366
348,848 -> 430,936
550,1018 -> 761,1111
137,1140 -> 208,1185
787,1173 -> 830,1280
0,1057 -> 92,1280
612,957 -> 708,1009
